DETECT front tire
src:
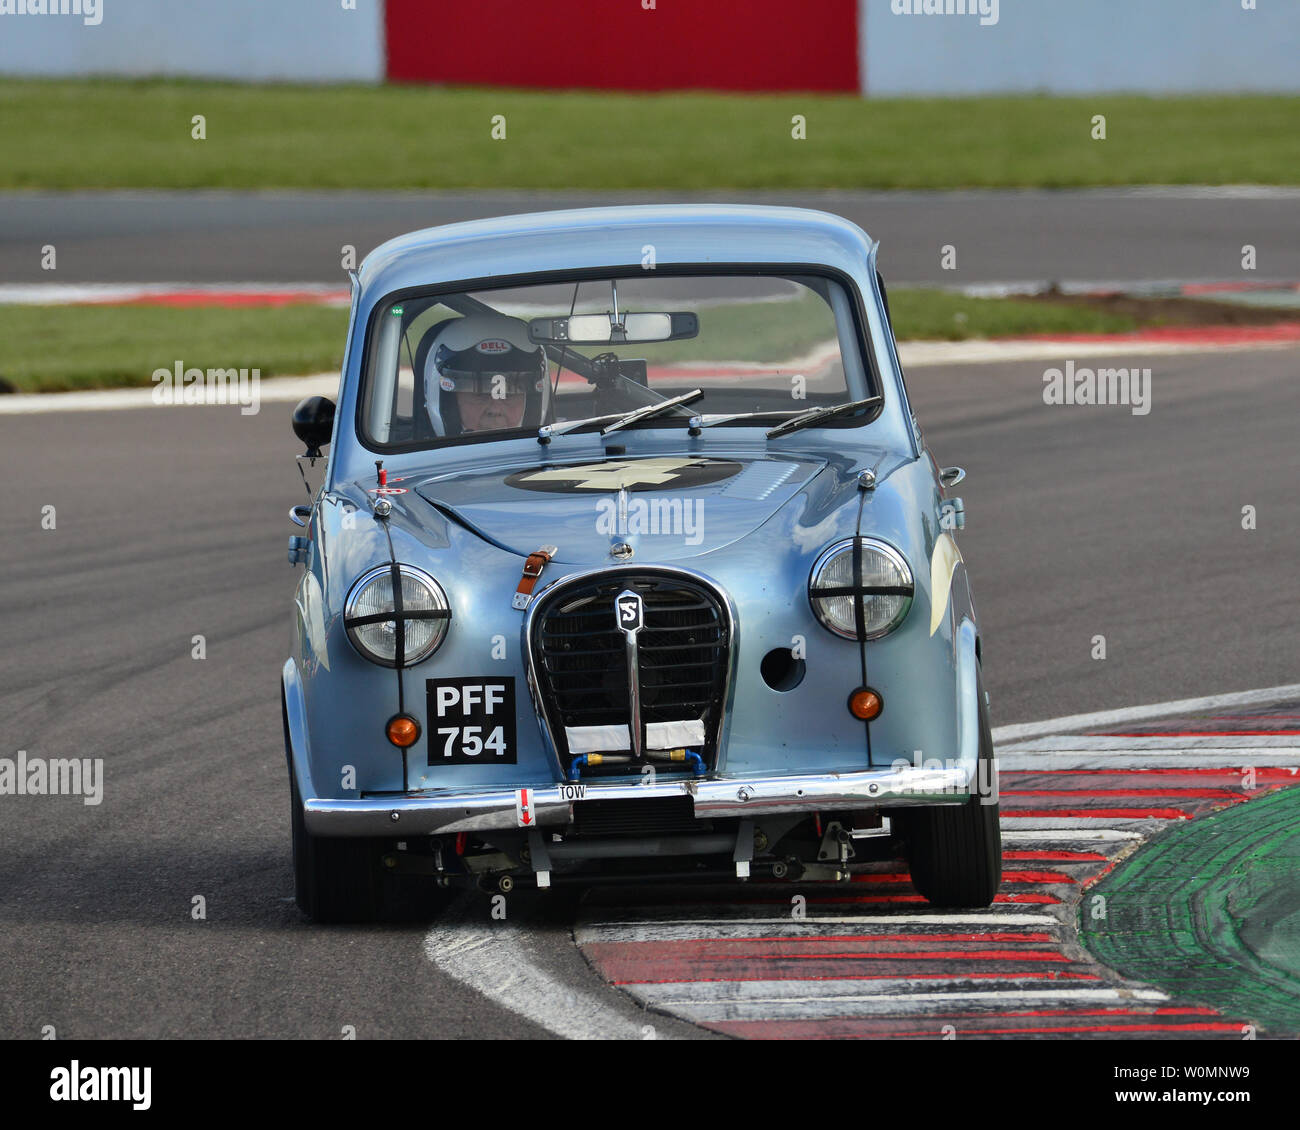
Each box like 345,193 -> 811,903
290,770 -> 387,923
903,666 -> 1001,908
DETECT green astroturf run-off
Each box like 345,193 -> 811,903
1082,785 -> 1300,1035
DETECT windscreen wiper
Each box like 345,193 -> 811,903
765,396 -> 883,439
688,409 -> 799,431
538,412 -> 626,443
536,388 -> 704,444
600,388 -> 704,435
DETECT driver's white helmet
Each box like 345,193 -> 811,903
422,313 -> 551,437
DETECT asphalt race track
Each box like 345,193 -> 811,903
2,187 -> 1299,286
2,343 -> 1297,1039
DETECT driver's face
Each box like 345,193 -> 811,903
456,388 -> 528,433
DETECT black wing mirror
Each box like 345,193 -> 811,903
292,396 -> 335,459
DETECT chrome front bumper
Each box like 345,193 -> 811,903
302,763 -> 975,836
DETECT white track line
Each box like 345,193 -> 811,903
991,684 -> 1300,744
1000,829 -> 1144,842
999,754 -> 1300,770
580,912 -> 1061,929
0,282 -> 350,305
624,986 -> 1169,1022
999,817 -> 1181,828
1001,735 -> 1300,751
423,897 -> 658,1041
630,979 -> 1167,1003
899,337 -> 1299,368
0,374 -> 339,415
1115,186 -> 1300,200
574,910 -> 1060,941
577,905 -> 1059,926
576,917 -> 1065,944
955,278 -> 1300,300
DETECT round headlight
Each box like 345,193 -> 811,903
809,538 -> 914,641
344,564 -> 450,667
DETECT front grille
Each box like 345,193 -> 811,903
531,572 -> 730,768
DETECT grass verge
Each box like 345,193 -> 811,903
1,80 -> 1298,190
0,304 -> 349,394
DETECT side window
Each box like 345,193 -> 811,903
364,303 -> 456,444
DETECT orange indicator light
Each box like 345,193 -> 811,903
386,715 -> 421,748
848,688 -> 883,721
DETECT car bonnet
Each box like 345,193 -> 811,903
412,451 -> 827,563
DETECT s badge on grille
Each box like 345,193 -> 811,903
615,590 -> 644,635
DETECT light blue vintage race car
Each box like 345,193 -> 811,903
282,204 -> 999,922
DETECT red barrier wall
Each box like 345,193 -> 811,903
385,0 -> 858,93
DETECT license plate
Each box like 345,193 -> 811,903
425,677 -> 517,765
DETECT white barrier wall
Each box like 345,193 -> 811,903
862,0 -> 1300,95
0,0 -> 385,83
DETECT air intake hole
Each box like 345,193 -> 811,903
761,647 -> 806,692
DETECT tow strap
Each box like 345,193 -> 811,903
512,545 -> 558,610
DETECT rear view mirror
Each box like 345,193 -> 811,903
529,311 -> 698,345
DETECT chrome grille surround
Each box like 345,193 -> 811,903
524,566 -> 736,778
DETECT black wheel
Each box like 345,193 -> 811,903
903,665 -> 1001,908
290,769 -> 387,923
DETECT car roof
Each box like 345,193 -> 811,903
357,204 -> 876,300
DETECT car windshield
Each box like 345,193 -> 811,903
359,272 -> 875,450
